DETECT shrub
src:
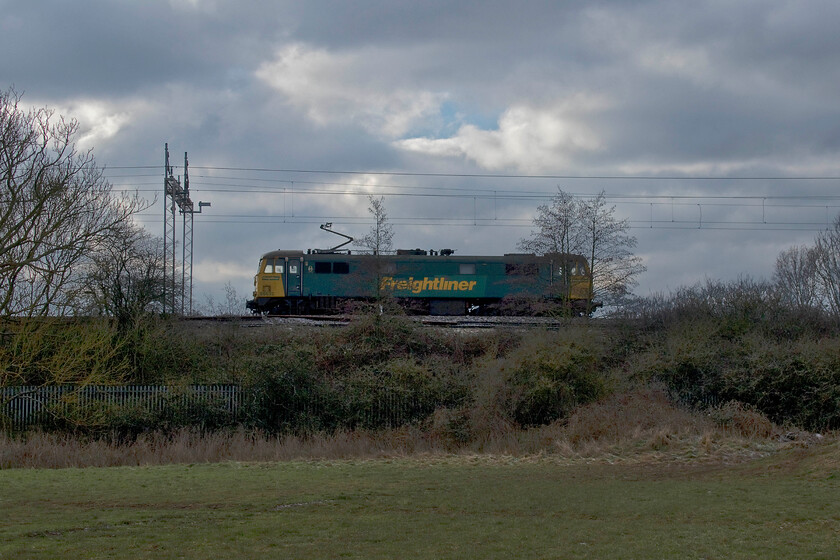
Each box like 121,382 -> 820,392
557,388 -> 712,445
426,407 -> 473,449
716,337 -> 840,431
708,401 -> 777,438
626,278 -> 835,341
626,314 -> 840,431
243,356 -> 334,434
473,331 -> 609,428
0,319 -> 129,387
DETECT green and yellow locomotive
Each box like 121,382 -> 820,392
246,246 -> 596,316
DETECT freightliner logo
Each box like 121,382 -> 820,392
379,276 -> 485,295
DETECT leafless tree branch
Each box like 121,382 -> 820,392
0,87 -> 149,317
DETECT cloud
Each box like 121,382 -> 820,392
395,97 -> 606,172
194,258 -> 255,282
256,43 -> 446,138
63,101 -> 134,151
168,0 -> 212,11
21,95 -> 157,157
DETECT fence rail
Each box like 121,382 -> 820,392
1,385 -> 243,431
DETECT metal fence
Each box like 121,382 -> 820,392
0,384 -> 442,432
1,385 -> 244,431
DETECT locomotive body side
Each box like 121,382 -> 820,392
246,250 -> 595,315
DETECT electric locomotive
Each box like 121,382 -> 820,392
246,244 -> 596,316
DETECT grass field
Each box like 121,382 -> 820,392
2,443 -> 839,560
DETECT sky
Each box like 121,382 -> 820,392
3,0 -> 840,310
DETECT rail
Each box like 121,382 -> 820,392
222,314 -> 584,329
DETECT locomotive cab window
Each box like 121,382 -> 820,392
264,259 -> 284,274
555,262 -> 583,278
333,262 -> 349,274
314,262 -> 331,274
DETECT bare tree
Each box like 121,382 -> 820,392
517,189 -> 585,300
773,244 -> 819,310
356,195 -> 394,255
0,87 -> 147,317
518,189 -> 582,256
201,282 -> 242,317
579,191 -> 645,311
80,225 -> 166,329
346,195 -> 398,311
518,188 -> 644,310
813,216 -> 840,318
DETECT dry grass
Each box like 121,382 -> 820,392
471,389 -> 812,465
0,427 -> 451,469
2,389 -> 831,469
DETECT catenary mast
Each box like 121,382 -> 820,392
163,144 -> 210,314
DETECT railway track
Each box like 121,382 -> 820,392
186,314 -> 581,329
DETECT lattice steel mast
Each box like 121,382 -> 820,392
163,144 -> 210,315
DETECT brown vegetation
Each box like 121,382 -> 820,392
4,388 -> 830,469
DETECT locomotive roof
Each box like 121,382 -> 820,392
261,250 -> 306,258
259,249 -> 587,262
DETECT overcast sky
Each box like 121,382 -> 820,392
4,0 -> 840,309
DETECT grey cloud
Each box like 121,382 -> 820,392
5,0 -> 840,303
1,0 -> 291,96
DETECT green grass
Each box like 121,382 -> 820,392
2,451 -> 839,559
